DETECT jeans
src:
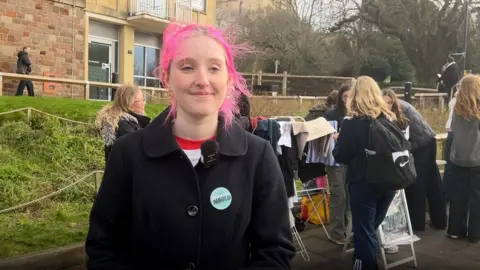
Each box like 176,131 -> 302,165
326,165 -> 349,239
16,80 -> 34,96
447,164 -> 480,242
350,181 -> 395,270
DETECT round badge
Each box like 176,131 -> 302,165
210,187 -> 232,210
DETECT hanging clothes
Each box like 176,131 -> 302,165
254,119 -> 281,155
291,117 -> 336,159
316,120 -> 339,167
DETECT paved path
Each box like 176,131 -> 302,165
292,225 -> 480,270
65,224 -> 480,270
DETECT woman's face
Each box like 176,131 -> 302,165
129,90 -> 146,115
342,90 -> 351,105
383,95 -> 393,110
163,35 -> 228,120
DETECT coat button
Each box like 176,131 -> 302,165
187,205 -> 199,217
185,262 -> 196,269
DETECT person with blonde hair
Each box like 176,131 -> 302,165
333,76 -> 398,269
96,84 -> 150,162
447,74 -> 480,243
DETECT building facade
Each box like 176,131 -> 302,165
0,0 -> 216,100
216,0 -> 293,15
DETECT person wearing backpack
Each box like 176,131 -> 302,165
447,74 -> 480,243
333,76 -> 414,270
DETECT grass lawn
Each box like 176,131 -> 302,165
0,202 -> 91,259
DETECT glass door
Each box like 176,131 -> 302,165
88,40 -> 112,101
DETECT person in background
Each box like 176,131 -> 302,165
333,76 -> 397,269
322,84 -> 352,245
324,83 -> 352,129
439,56 -> 461,100
382,89 -> 409,135
443,90 -> 458,202
398,98 -> 447,231
15,46 -> 34,96
95,85 -> 150,163
234,91 -> 251,131
304,89 -> 338,121
447,74 -> 480,243
85,23 -> 295,270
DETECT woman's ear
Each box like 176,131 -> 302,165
161,70 -> 170,89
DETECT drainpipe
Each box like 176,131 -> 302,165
71,0 -> 76,98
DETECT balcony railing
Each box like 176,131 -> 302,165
129,0 -> 192,23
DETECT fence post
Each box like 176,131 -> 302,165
258,70 -> 263,86
0,73 -> 3,96
95,171 -> 102,193
85,82 -> 90,100
404,82 -> 412,103
27,107 -> 31,122
438,95 -> 445,111
282,71 -> 288,96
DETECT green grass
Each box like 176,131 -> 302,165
0,202 -> 91,258
0,96 -> 168,123
0,96 -> 169,259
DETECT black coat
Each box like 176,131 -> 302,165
86,109 -> 295,270
16,51 -> 31,74
399,100 -> 435,151
440,62 -> 461,96
102,111 -> 150,162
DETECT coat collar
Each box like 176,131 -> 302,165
142,107 -> 248,158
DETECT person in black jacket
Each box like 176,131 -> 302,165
15,46 -> 34,96
85,23 -> 295,270
399,99 -> 447,231
96,84 -> 150,163
439,56 -> 461,100
322,84 -> 352,245
323,83 -> 352,128
333,76 -> 398,270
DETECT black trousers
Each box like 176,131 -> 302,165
406,138 -> 447,231
442,132 -> 454,201
447,164 -> 480,242
15,80 -> 34,96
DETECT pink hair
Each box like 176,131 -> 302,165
159,23 -> 251,128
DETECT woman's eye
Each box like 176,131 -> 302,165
210,67 -> 220,72
181,66 -> 193,71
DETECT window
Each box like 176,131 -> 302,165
191,0 -> 206,12
134,45 -> 161,88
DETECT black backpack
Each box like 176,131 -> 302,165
365,115 -> 417,190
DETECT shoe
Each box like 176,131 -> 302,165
329,237 -> 346,245
384,245 -> 399,254
447,234 -> 460,239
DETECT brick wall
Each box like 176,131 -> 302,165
0,0 -> 86,97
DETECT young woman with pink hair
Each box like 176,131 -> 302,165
85,23 -> 295,270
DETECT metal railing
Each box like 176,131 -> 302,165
128,0 -> 192,22
0,72 -> 168,99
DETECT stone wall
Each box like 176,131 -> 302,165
0,0 -> 86,97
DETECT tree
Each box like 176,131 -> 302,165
236,7 -> 345,74
331,0 -> 467,85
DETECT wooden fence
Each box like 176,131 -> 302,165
0,72 -> 447,111
241,71 -> 440,96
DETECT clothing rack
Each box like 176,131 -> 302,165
268,115 -> 310,262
